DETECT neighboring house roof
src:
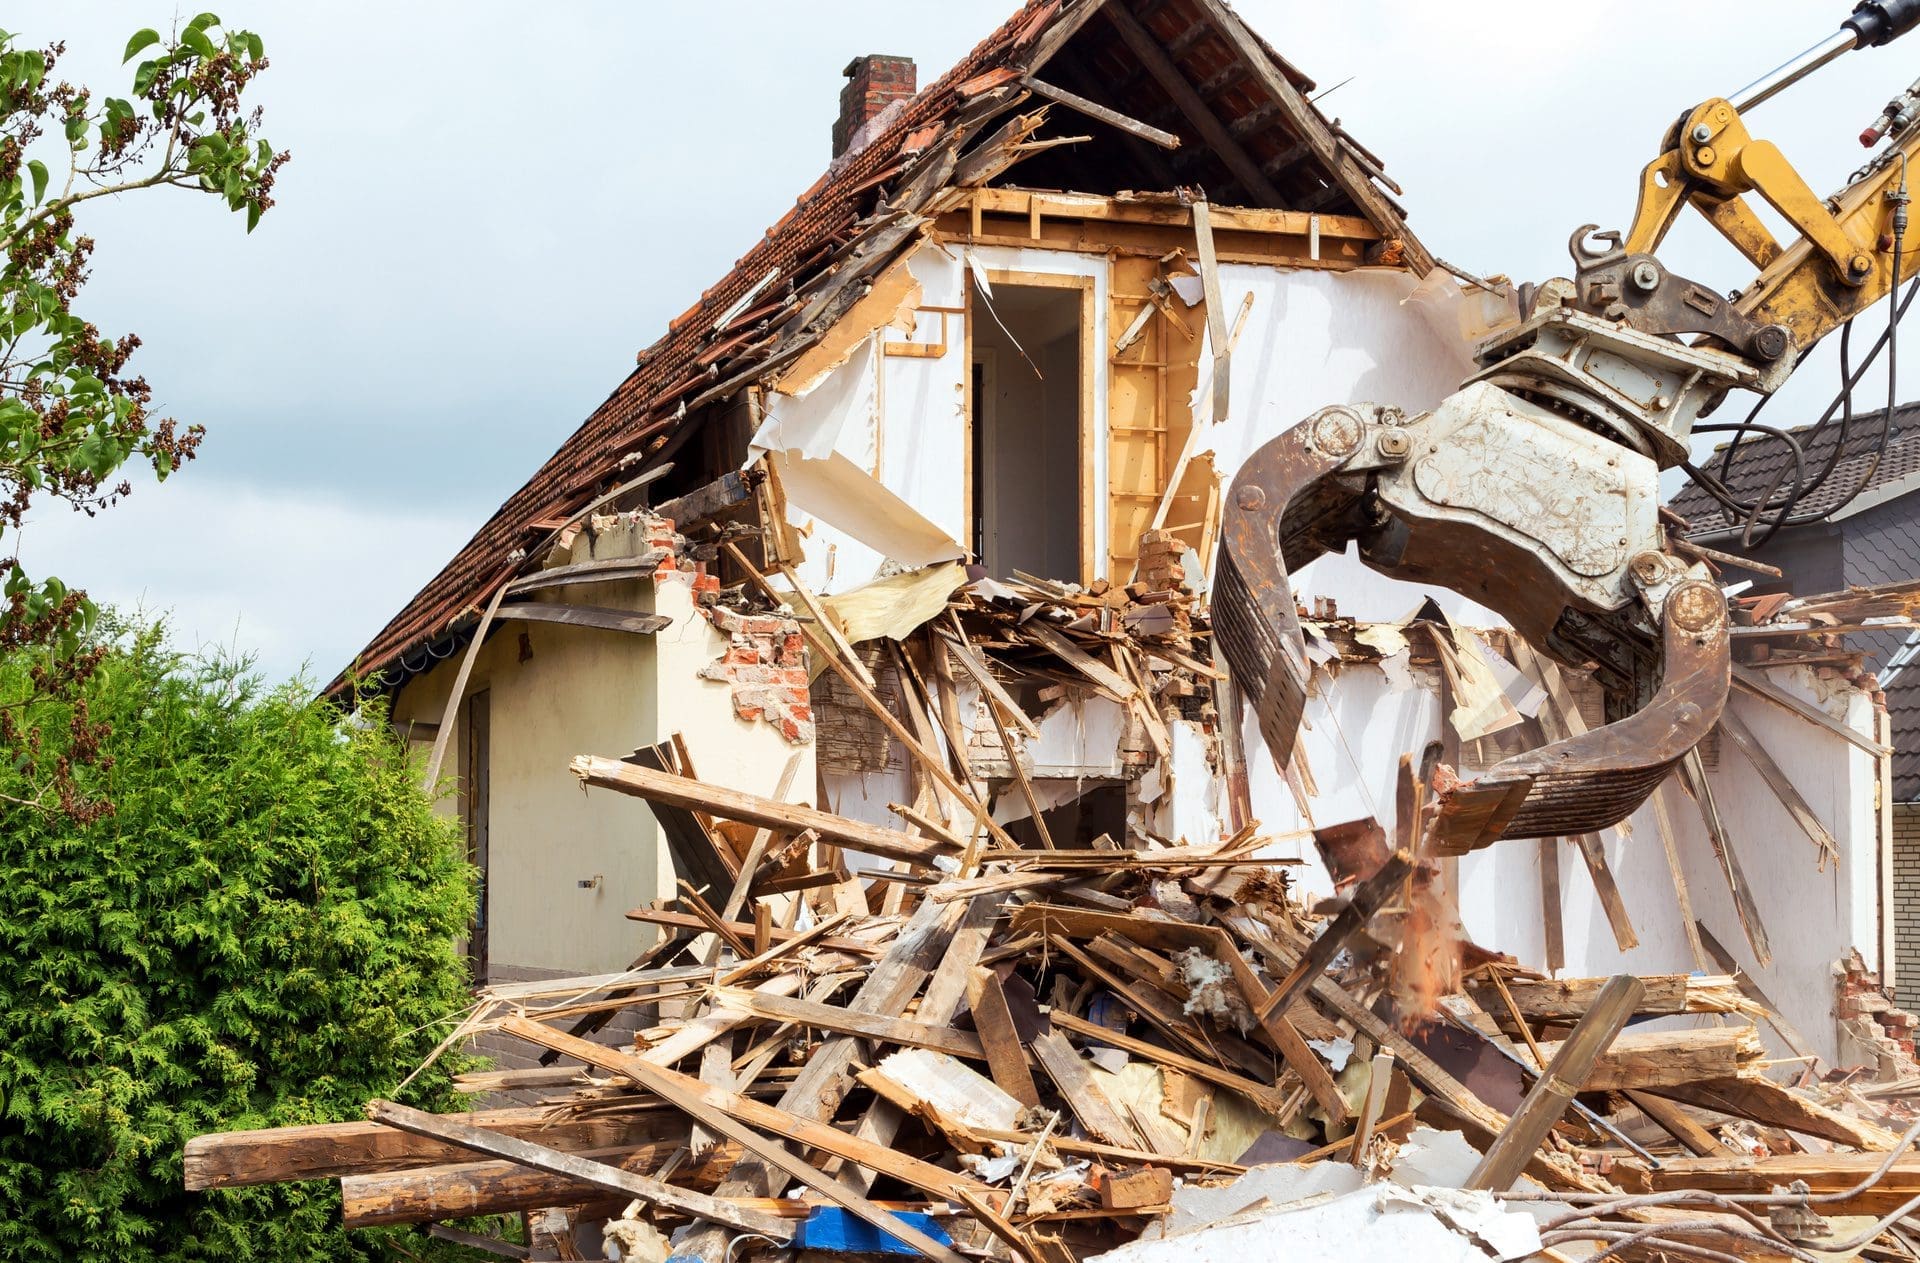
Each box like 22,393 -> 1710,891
1884,632 -> 1920,800
337,0 -> 1430,693
1668,401 -> 1920,535
1670,401 -> 1920,800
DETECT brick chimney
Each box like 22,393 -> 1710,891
833,54 -> 916,158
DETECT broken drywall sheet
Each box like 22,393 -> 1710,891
820,561 -> 968,644
754,334 -> 880,464
756,244 -> 969,592
1090,1182 -> 1540,1263
763,450 -> 965,579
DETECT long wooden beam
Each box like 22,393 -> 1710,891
341,1142 -> 736,1229
571,755 -> 955,867
1099,2 -> 1283,204
368,1100 -> 788,1237
498,1015 -> 972,1263
183,1105 -> 687,1191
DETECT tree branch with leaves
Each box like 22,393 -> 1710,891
0,12 -> 286,822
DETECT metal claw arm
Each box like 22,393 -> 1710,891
1213,389 -> 1730,851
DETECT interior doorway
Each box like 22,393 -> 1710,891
971,279 -> 1086,582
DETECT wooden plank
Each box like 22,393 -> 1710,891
1539,838 -> 1565,974
1254,848 -> 1411,1023
496,1015 -> 973,1263
1021,76 -> 1180,149
961,186 -> 1379,242
1622,1089 -> 1733,1158
572,756 -> 954,867
1466,974 -> 1643,1192
1650,782 -> 1713,973
1049,1010 -> 1288,1115
492,601 -> 671,636
839,894 -> 998,1192
341,1142 -> 737,1229
711,987 -> 985,1059
1349,1052 -> 1396,1165
1186,0 -> 1433,272
1029,1031 -> 1148,1148
1716,707 -> 1840,864
1569,832 -> 1639,951
421,579 -> 507,791
968,967 -> 1043,1108
715,911 -> 854,986
1731,663 -> 1888,755
1480,974 -> 1745,1021
366,1100 -> 786,1238
1097,3 -> 1283,205
653,470 -> 751,532
940,629 -> 1042,738
1191,200 -> 1231,427
675,897 -> 970,1262
623,907 -> 883,958
1022,622 -> 1138,700
1677,750 -> 1772,968
505,553 -> 666,595
1529,1024 -> 1762,1092
184,1106 -> 688,1191
723,541 -> 1017,852
1627,1153 -> 1920,1213
1652,1076 -> 1901,1150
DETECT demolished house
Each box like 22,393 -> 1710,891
188,0 -> 1920,1258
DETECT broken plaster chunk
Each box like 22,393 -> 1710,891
875,1048 -> 1022,1132
1147,1160 -> 1364,1241
1306,1034 -> 1354,1073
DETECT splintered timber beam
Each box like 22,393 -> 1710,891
1020,75 -> 1181,149
366,1100 -> 788,1238
571,756 -> 955,868
341,1142 -> 739,1229
1466,974 -> 1643,1193
496,1015 -> 972,1263
183,1105 -> 690,1191
1254,848 -> 1411,1024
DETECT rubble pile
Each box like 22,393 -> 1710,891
184,569 -> 1920,1262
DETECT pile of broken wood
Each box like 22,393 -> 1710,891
184,809 -> 1920,1262
186,568 -> 1920,1259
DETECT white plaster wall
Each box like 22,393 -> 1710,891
394,542 -> 816,977
394,584 -> 665,977
1196,265 -> 1497,625
1235,657 -> 1878,1065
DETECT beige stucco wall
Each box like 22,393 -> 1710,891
393,517 -> 816,979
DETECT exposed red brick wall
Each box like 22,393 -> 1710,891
699,606 -> 814,744
833,54 -> 916,158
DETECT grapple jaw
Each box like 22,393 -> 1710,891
1213,391 -> 1730,851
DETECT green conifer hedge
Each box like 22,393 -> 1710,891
0,622 -> 477,1259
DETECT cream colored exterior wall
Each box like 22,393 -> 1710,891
392,517 -> 816,979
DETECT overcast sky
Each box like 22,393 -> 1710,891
9,1 -> 1906,683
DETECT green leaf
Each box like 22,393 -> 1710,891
244,31 -> 263,61
121,29 -> 160,63
186,11 -> 221,33
26,159 -> 46,206
131,61 -> 159,96
180,28 -> 215,59
63,113 -> 86,145
245,202 -> 260,233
